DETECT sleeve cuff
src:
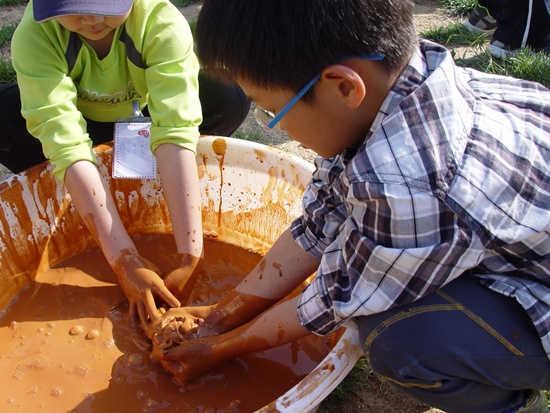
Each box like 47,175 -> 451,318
297,274 -> 343,336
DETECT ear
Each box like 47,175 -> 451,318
320,64 -> 366,109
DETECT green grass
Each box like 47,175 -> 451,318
420,22 -> 550,88
169,0 -> 200,6
0,22 -> 16,47
317,356 -> 371,413
440,0 -> 477,17
232,129 -> 264,142
0,0 -> 26,6
0,60 -> 14,83
188,18 -> 196,35
474,48 -> 550,88
421,21 -> 487,47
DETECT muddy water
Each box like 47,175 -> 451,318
0,234 -> 331,413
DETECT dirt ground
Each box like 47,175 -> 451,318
0,2 -> 456,412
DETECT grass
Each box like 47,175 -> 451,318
0,0 -> 26,6
317,356 -> 371,413
421,21 -> 487,47
419,23 -> 550,88
231,129 -> 264,142
472,48 -> 550,88
169,0 -> 200,6
0,59 -> 15,82
440,0 -> 476,17
0,21 -> 16,47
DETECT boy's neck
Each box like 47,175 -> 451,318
83,30 -> 116,60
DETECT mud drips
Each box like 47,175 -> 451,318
212,138 -> 227,228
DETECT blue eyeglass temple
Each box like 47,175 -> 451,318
266,53 -> 385,129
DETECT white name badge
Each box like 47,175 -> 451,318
113,120 -> 157,179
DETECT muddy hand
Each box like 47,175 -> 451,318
121,266 -> 181,327
148,308 -> 204,346
152,335 -> 223,383
163,254 -> 203,305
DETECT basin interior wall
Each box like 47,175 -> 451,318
0,136 -> 312,304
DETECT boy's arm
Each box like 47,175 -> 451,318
64,160 -> 180,322
204,227 -> 321,333
155,144 -> 204,304
156,295 -> 310,383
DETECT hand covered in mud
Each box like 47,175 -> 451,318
149,308 -> 202,348
149,306 -> 222,384
148,307 -> 216,350
116,255 -> 181,327
163,254 -> 203,305
157,336 -> 224,385
150,323 -> 223,384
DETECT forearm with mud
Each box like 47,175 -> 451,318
205,228 -> 321,333
64,160 -> 180,318
216,296 -> 309,352
160,295 -> 310,383
156,144 -> 204,302
64,161 -> 139,268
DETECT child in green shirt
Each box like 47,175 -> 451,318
0,0 -> 249,326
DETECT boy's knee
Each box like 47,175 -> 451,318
357,314 -> 430,381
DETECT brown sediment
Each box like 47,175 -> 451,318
0,234 -> 333,413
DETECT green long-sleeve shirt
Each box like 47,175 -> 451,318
12,0 -> 202,181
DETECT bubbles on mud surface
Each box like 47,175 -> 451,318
141,397 -> 170,413
50,388 -> 62,397
137,389 -> 149,400
72,364 -> 90,376
228,399 -> 243,411
103,338 -> 115,349
86,329 -> 100,340
12,357 -> 49,380
69,325 -> 85,335
128,352 -> 150,368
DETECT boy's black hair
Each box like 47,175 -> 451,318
195,0 -> 417,102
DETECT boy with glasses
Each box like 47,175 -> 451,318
154,1 -> 550,411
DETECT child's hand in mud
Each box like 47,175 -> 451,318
163,254 -> 203,305
148,306 -> 218,353
152,334 -> 224,384
115,253 -> 180,328
148,308 -> 203,350
119,265 -> 180,327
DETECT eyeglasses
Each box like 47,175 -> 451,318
253,53 -> 385,133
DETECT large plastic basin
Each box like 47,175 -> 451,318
0,136 -> 362,412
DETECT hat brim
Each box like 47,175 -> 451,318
33,0 -> 133,23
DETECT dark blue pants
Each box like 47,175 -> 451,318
479,0 -> 550,49
358,277 -> 550,413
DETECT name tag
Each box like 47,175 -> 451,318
112,103 -> 156,179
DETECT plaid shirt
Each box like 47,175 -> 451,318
293,40 -> 550,359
